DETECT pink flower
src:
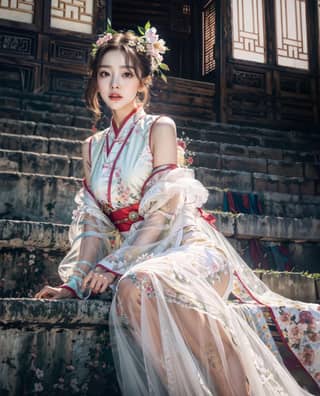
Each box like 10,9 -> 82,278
177,139 -> 186,150
288,325 -> 304,345
279,311 -> 290,323
145,27 -> 159,44
300,345 -> 315,366
96,33 -> 113,46
187,157 -> 194,165
299,311 -> 314,324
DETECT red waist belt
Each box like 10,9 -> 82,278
107,202 -> 144,232
101,203 -> 216,233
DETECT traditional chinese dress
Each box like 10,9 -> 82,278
58,106 -> 319,395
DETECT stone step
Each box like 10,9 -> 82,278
188,139 -> 317,163
195,167 -> 319,196
1,102 -> 319,151
1,132 -> 318,169
1,145 -> 318,185
182,125 -> 320,152
0,106 -> 94,129
0,149 -> 83,178
0,207 -> 319,249
0,132 -> 83,157
0,118 -> 92,141
0,298 -> 119,396
206,187 -> 320,219
0,218 -> 319,297
1,108 -> 318,151
0,172 -> 80,223
1,298 -> 318,396
1,171 -> 319,223
1,87 -> 319,141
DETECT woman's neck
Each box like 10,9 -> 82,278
112,103 -> 140,129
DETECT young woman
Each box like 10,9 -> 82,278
35,25 -> 318,395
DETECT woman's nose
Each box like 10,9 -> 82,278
111,76 -> 120,89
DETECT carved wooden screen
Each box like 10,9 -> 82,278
0,0 -> 107,94
275,0 -> 309,70
231,0 -> 266,63
202,0 -> 216,76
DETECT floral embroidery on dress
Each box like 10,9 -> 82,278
271,306 -> 320,385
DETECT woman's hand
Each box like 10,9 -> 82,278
81,267 -> 116,295
34,286 -> 74,299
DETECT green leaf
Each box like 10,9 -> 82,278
159,63 -> 169,71
137,26 -> 145,35
160,73 -> 168,83
145,21 -> 151,31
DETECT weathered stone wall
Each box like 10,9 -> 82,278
0,299 -> 120,396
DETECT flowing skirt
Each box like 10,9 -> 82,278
109,223 -> 314,396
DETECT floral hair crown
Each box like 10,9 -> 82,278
91,20 -> 170,82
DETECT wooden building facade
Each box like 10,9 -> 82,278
0,0 -> 319,129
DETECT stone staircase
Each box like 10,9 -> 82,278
0,87 -> 320,395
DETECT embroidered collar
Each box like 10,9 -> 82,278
111,106 -> 145,138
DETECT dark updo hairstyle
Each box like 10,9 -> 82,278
85,31 -> 153,120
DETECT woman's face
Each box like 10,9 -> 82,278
97,49 -> 142,112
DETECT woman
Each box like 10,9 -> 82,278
35,24 -> 318,395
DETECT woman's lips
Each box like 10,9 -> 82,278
109,94 -> 123,101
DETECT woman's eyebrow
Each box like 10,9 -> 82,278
98,65 -> 135,69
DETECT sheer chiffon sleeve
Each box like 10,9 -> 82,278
58,183 -> 122,298
58,137 -> 122,298
96,165 -> 209,276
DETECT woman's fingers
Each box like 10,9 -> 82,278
35,286 -> 57,299
82,271 -> 94,291
81,271 -> 114,294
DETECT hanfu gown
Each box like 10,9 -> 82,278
58,106 -> 320,396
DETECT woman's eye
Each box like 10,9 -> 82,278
123,71 -> 133,78
99,71 -> 109,77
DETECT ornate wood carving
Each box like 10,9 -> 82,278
0,31 -> 34,56
48,70 -> 85,95
50,40 -> 89,65
232,69 -> 265,90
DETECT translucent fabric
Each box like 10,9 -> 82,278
58,164 -> 316,395
104,167 -> 313,396
58,183 -> 122,298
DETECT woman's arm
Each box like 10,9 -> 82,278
35,136 -> 118,299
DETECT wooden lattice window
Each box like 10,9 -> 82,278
275,0 -> 309,70
0,0 -> 34,24
231,0 -> 266,63
202,0 -> 216,76
50,0 -> 94,34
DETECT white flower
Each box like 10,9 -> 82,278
34,382 -> 43,392
35,368 -> 44,379
154,39 -> 167,54
145,27 -> 159,43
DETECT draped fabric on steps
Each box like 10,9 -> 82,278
57,108 -> 319,395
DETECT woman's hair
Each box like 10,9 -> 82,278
85,31 -> 153,120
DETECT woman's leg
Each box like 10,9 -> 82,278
115,270 -> 250,396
